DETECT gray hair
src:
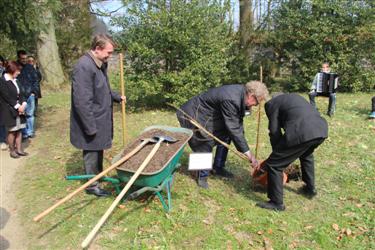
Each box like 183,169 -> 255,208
245,81 -> 270,102
90,34 -> 116,50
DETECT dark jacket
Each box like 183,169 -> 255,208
70,52 -> 121,151
17,63 -> 39,99
265,93 -> 328,149
178,84 -> 249,153
0,76 -> 26,127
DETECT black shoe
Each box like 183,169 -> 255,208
197,177 -> 209,189
327,111 -> 334,117
300,185 -> 317,198
213,168 -> 234,178
256,201 -> 285,211
85,187 -> 111,197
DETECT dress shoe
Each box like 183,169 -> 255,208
213,168 -> 234,178
300,185 -> 317,198
10,151 -> 20,159
85,186 -> 111,197
256,200 -> 285,211
197,177 -> 209,189
16,151 -> 29,156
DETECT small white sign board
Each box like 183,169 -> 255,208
188,153 -> 213,171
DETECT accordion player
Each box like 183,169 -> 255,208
308,63 -> 338,117
314,72 -> 339,94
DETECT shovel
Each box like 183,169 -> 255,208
81,135 -> 177,249
33,137 -> 158,222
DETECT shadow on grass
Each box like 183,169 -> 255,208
176,151 -> 267,203
112,196 -> 155,224
350,106 -> 371,116
65,151 -> 83,176
37,197 -> 96,239
220,164 -> 268,203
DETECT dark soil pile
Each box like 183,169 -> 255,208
285,164 -> 301,181
116,129 -> 191,174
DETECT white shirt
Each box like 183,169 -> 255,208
4,73 -> 26,109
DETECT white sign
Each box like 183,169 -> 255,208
188,153 -> 213,171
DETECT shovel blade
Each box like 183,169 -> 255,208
153,134 -> 177,143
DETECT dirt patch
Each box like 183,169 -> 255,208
117,129 -> 191,174
285,164 -> 301,181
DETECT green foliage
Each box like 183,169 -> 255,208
269,0 -> 375,92
113,0 -> 233,107
0,0 -> 90,75
55,0 -> 92,73
0,0 -> 41,58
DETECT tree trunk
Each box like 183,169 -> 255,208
37,5 -> 65,87
239,0 -> 253,55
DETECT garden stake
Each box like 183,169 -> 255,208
81,135 -> 177,249
119,53 -> 126,146
33,137 -> 157,222
255,65 -> 263,159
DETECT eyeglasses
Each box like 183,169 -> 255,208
254,95 -> 260,106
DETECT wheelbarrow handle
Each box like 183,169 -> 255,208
81,138 -> 165,248
33,139 -> 151,222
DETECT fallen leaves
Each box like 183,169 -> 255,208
332,223 -> 340,231
332,223 -> 356,241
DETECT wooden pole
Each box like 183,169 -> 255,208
255,65 -> 263,159
81,138 -> 165,249
33,139 -> 152,222
119,53 -> 126,146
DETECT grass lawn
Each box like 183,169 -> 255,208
17,90 -> 374,249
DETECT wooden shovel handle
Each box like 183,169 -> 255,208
33,139 -> 150,222
119,53 -> 126,146
81,139 -> 164,249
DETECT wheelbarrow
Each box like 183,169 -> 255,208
66,125 -> 192,212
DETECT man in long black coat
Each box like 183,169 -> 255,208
256,93 -> 328,211
70,34 -> 125,197
177,81 -> 269,188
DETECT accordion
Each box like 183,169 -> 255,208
316,72 -> 339,94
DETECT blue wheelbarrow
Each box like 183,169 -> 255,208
66,125 -> 192,212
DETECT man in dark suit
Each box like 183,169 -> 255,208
70,34 -> 125,197
256,93 -> 328,211
177,81 -> 269,188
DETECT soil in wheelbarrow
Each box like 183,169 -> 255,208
117,129 -> 191,174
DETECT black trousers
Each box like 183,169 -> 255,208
372,96 -> 375,112
83,150 -> 104,188
264,138 -> 325,204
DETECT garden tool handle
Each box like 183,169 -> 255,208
119,53 -> 126,146
33,139 -> 150,222
81,138 -> 164,249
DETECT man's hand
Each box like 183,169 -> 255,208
121,96 -> 126,103
244,151 -> 258,168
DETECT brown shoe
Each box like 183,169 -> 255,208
10,151 -> 20,158
16,151 -> 29,156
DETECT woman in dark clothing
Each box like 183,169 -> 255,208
0,61 -> 28,158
